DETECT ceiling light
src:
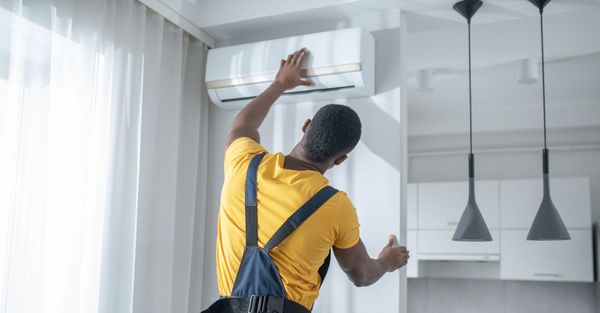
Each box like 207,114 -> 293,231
452,0 -> 493,242
526,0 -> 570,241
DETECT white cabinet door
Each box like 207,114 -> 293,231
418,230 -> 500,257
407,184 -> 418,230
500,177 -> 591,229
406,230 -> 419,278
500,229 -> 594,282
418,181 -> 499,230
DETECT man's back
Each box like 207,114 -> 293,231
216,137 -> 360,309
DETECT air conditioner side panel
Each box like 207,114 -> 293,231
361,29 -> 376,96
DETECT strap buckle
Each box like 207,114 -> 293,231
247,295 -> 284,313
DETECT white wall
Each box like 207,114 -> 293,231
200,24 -> 409,313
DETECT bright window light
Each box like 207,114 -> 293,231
0,7 -> 110,313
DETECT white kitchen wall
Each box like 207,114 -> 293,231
200,24 -> 409,313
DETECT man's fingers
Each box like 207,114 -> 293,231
289,51 -> 299,64
386,237 -> 394,247
388,235 -> 399,247
299,78 -> 314,86
295,52 -> 306,66
291,48 -> 306,65
286,54 -> 293,63
295,50 -> 308,66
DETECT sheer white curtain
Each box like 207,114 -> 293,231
0,1 -> 208,313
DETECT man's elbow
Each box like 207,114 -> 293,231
348,272 -> 372,287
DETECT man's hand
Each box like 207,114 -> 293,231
377,235 -> 409,272
273,48 -> 315,91
225,48 -> 315,148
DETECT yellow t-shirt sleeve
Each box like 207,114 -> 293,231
333,192 -> 361,249
224,137 -> 268,172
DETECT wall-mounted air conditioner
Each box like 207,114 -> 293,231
205,27 -> 375,110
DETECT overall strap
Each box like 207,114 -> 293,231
263,186 -> 338,253
244,153 -> 266,247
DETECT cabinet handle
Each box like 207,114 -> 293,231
447,222 -> 458,226
533,273 -> 562,278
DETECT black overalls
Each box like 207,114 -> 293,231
202,153 -> 338,313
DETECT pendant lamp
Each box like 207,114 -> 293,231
452,0 -> 492,242
526,0 -> 570,241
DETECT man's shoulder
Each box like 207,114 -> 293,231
332,190 -> 354,207
224,137 -> 269,172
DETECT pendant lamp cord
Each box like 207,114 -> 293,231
540,11 -> 547,149
468,20 -> 473,154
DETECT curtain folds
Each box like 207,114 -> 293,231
0,1 -> 208,312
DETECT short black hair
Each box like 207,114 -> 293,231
303,104 -> 362,162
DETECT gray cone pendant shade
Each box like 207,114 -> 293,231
526,0 -> 570,241
453,154 -> 493,241
452,0 -> 492,242
527,151 -> 570,240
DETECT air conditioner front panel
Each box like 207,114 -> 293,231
206,28 -> 364,82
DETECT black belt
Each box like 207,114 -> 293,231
201,296 -> 310,313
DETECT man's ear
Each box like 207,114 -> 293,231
301,119 -> 311,133
333,155 -> 348,166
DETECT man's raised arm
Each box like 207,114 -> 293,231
225,48 -> 314,149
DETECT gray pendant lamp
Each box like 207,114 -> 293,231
526,0 -> 570,241
452,0 -> 492,242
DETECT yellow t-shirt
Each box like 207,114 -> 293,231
216,137 -> 360,309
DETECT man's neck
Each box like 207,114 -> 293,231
285,145 -> 328,174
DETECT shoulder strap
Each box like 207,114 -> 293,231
264,186 -> 338,253
244,153 -> 266,247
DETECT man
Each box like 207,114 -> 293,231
208,48 -> 409,313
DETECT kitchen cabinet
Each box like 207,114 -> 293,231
418,180 -> 499,230
418,230 -> 500,260
406,230 -> 420,278
500,177 -> 591,229
408,177 -> 593,282
500,229 -> 594,282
